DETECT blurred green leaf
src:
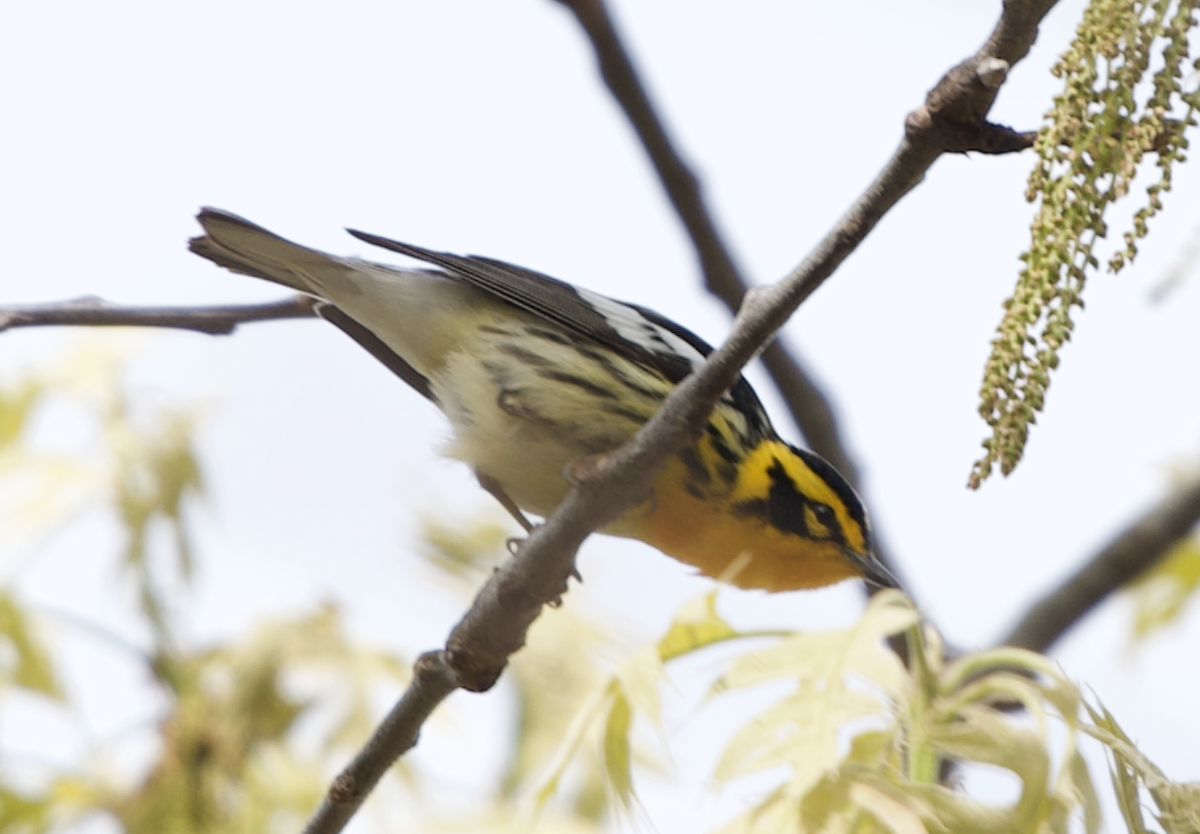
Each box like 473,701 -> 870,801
709,593 -> 1113,834
601,684 -> 634,808
0,785 -> 54,834
715,590 -> 915,694
0,591 -> 62,699
850,781 -> 928,834
1128,535 -> 1200,641
1086,703 -> 1200,834
419,515 -> 511,581
106,605 -> 406,834
656,590 -> 737,661
0,378 -> 42,449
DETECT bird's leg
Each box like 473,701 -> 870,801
478,471 -> 583,587
476,472 -> 535,532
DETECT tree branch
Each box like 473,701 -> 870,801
300,284 -> 794,834
551,0 -> 872,482
1000,472 -> 1200,654
302,651 -> 457,833
2,5 -> 1064,831
551,0 -> 914,590
302,2 -> 1066,822
303,131 -> 942,828
0,295 -> 318,335
550,0 -> 1051,589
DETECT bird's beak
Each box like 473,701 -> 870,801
848,550 -> 901,590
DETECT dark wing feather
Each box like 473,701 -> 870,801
346,228 -> 773,439
315,302 -> 434,401
348,230 -> 685,372
627,302 -> 773,439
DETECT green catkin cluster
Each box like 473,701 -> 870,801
970,0 -> 1199,489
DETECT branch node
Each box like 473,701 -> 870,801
977,57 -> 1010,89
905,106 -> 934,136
565,452 -> 622,488
445,646 -> 508,693
328,773 -> 360,805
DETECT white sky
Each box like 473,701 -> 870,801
2,1 -> 1199,831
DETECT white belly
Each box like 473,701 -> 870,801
429,322 -> 669,518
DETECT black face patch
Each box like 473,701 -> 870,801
760,458 -> 845,544
792,446 -> 868,539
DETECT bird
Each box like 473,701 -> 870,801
189,208 -> 896,592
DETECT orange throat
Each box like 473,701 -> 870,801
609,459 -> 860,593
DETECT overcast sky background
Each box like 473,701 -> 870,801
3,1 -> 1200,831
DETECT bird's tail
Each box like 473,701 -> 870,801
189,207 -> 350,298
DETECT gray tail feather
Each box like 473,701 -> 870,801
189,207 -> 329,295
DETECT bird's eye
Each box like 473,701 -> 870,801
813,503 -> 836,526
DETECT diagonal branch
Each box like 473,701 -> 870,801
552,0 -> 905,584
0,5 -> 1064,832
550,0 -> 1043,587
1000,471 -> 1200,654
551,0 -> 872,483
304,139 -> 947,834
0,295 -> 317,334
303,4 -> 1064,826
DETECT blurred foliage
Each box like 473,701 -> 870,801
531,591 -> 788,816
106,605 -> 407,834
0,343 -> 411,834
0,590 -> 61,699
0,349 -> 105,548
1148,214 -> 1200,300
539,591 -> 1200,833
418,516 -> 512,582
1127,533 -> 1200,639
1087,704 -> 1200,834
0,347 -> 636,834
3,341 -> 1199,833
972,0 -> 1200,487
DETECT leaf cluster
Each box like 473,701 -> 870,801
538,590 -> 1200,833
1,344 -> 408,834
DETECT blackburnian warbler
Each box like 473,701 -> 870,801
190,209 -> 895,592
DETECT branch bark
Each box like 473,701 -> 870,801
0,295 -> 317,334
303,651 -> 457,833
549,0 -> 1048,588
551,0 -> 874,485
552,0 -> 912,586
1000,472 -> 1200,654
1,4 -> 1066,832
302,136 -> 938,830
302,4 -> 1065,828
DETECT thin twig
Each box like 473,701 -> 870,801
551,0 -> 743,303
303,651 -> 457,833
1000,472 -> 1200,653
1148,213 -> 1200,302
0,4 -> 1064,831
302,4 -> 1064,826
0,295 -> 318,335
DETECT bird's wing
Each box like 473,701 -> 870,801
346,229 -> 771,436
